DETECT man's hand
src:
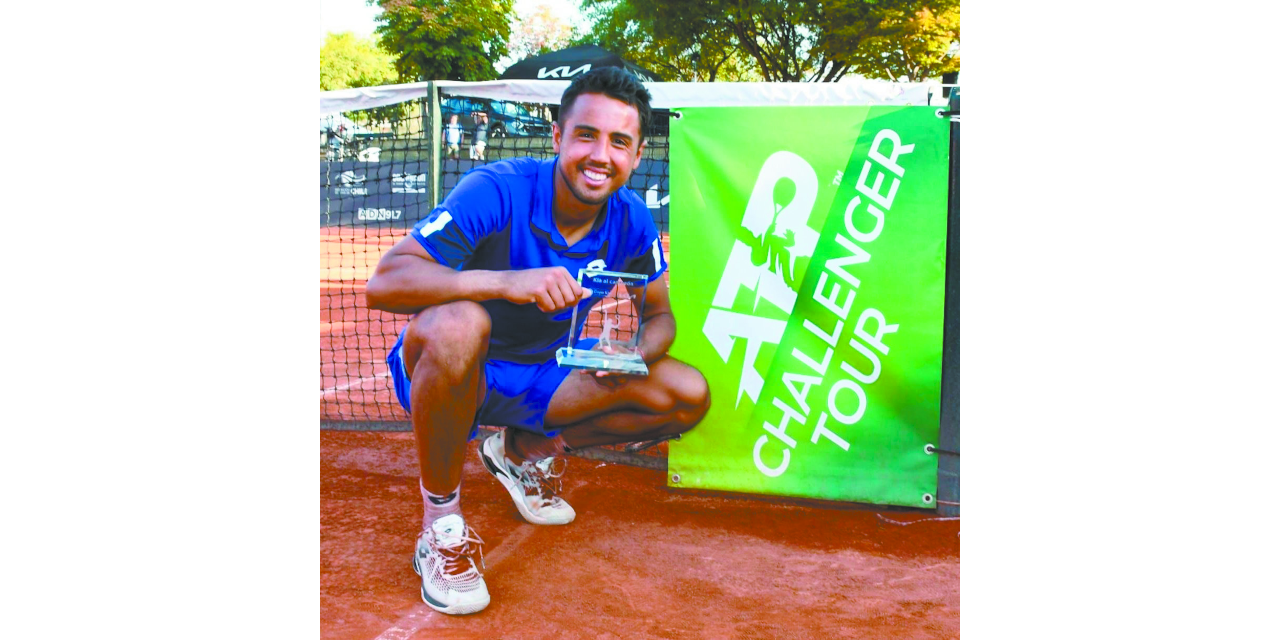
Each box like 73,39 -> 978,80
502,267 -> 591,312
582,343 -> 645,389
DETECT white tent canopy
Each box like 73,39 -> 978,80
320,79 -> 947,116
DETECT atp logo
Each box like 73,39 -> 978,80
702,151 -> 821,408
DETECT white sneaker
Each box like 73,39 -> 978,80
412,514 -> 490,615
478,430 -> 576,525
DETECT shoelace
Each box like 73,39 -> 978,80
429,526 -> 487,574
518,457 -> 567,503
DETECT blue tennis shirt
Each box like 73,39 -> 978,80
408,157 -> 668,364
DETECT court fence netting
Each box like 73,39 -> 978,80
320,79 -> 951,471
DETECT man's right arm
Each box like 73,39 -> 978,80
365,236 -> 507,314
365,235 -> 589,315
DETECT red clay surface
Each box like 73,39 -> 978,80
322,430 -> 960,639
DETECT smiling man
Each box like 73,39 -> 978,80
365,67 -> 710,615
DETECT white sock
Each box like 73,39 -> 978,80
421,480 -> 461,530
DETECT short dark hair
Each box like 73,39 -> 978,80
559,66 -> 653,142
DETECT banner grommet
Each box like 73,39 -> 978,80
922,493 -> 935,505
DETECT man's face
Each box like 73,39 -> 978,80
552,93 -> 646,209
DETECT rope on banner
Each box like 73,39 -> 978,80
924,444 -> 960,456
623,433 -> 681,452
876,514 -> 960,526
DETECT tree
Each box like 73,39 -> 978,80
508,3 -> 576,61
841,4 -> 959,81
371,0 -> 515,81
578,0 -> 759,82
578,0 -> 959,82
320,32 -> 406,133
320,32 -> 399,91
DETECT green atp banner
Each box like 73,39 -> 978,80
667,106 -> 950,507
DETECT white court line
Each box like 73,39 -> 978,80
372,492 -> 564,639
320,372 -> 389,397
373,608 -> 436,640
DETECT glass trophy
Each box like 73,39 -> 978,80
556,268 -> 649,376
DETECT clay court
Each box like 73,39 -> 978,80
321,430 -> 959,639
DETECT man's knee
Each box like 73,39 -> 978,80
675,373 -> 709,432
405,301 -> 491,382
656,362 -> 710,434
680,368 -> 710,412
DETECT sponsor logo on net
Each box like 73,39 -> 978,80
393,173 -> 427,194
358,207 -> 402,221
335,170 -> 368,196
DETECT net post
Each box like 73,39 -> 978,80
936,84 -> 960,518
428,81 -> 442,209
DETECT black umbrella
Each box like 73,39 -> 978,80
499,44 -> 663,83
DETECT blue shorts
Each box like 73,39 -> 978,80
388,328 -> 599,440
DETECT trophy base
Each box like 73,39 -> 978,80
556,347 -> 650,376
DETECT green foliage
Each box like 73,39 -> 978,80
843,4 -> 959,81
578,0 -> 959,83
319,32 -> 416,134
576,0 -> 760,81
372,0 -> 515,82
319,32 -> 398,91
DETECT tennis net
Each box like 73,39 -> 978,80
320,86 -> 670,428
